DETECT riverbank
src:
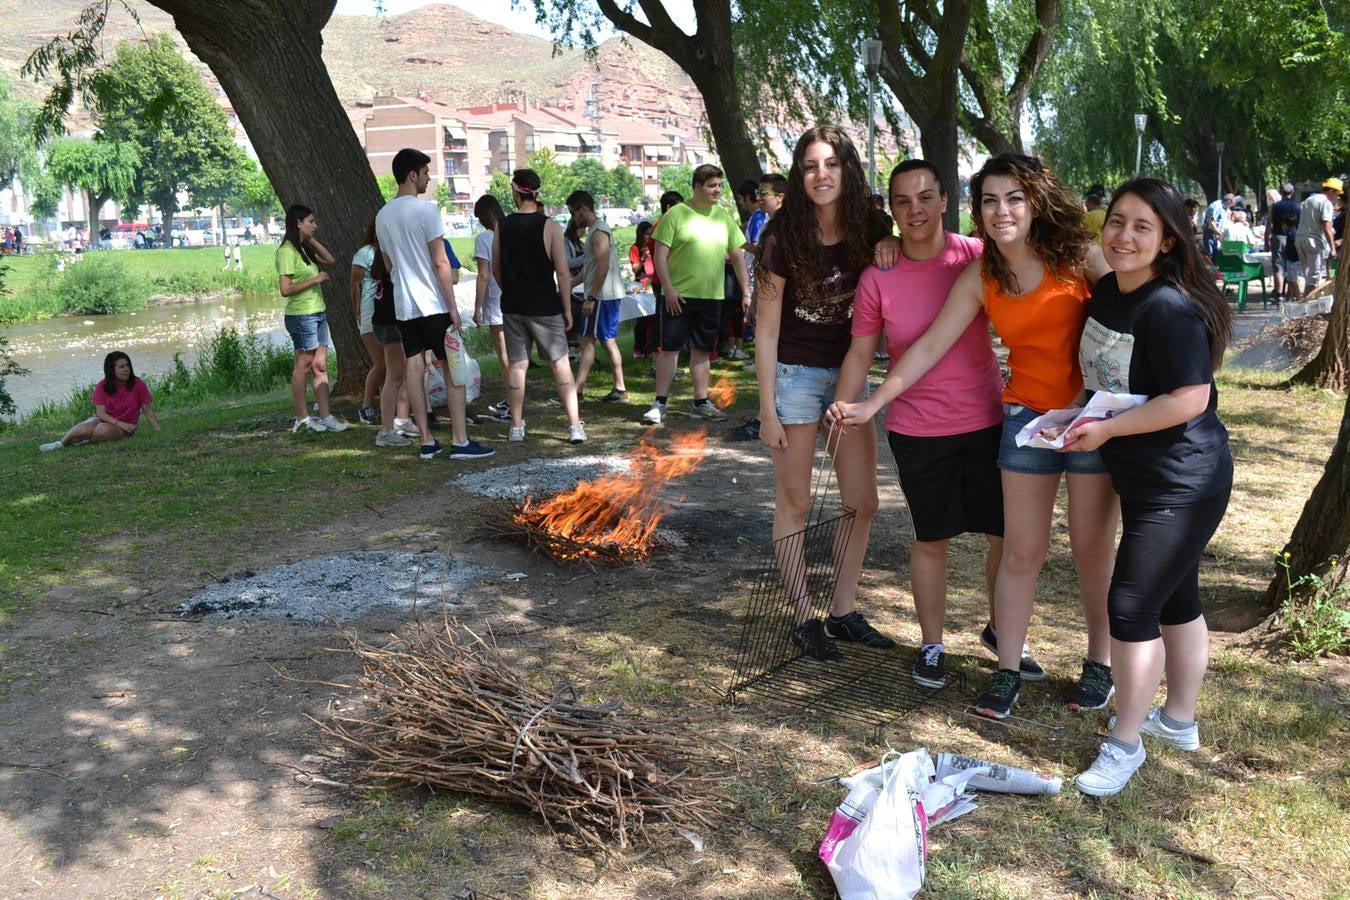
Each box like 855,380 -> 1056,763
0,361 -> 1345,898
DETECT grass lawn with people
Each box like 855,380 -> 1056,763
0,351 -> 1345,897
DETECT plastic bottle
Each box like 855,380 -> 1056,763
934,752 -> 1061,796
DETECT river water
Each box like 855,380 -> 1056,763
4,292 -> 289,418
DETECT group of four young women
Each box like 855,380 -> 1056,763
757,126 -> 1232,797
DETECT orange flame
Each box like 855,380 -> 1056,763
708,373 -> 736,410
514,429 -> 708,562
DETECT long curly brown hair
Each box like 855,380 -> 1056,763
755,126 -> 883,305
970,153 -> 1092,295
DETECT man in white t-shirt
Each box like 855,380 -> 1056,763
1295,176 -> 1343,298
375,148 -> 493,461
472,194 -> 511,420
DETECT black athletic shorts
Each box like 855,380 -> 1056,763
887,424 -> 1004,542
397,312 -> 451,360
658,297 -> 721,352
1108,486 -> 1231,642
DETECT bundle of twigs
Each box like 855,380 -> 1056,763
314,618 -> 728,849
469,500 -> 652,566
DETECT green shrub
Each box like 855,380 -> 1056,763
56,253 -> 149,315
1277,552 -> 1350,658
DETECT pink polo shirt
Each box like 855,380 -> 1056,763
852,233 -> 1003,437
92,377 -> 153,425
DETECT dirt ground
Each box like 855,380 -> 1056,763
0,414 -> 1342,898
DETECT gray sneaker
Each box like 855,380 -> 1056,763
317,414 -> 350,432
375,430 -> 411,447
642,402 -> 666,425
689,401 -> 728,421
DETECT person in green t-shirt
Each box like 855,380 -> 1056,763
646,164 -> 750,424
275,203 -> 348,434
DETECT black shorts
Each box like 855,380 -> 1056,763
658,297 -> 721,352
1108,487 -> 1231,642
887,424 -> 1004,542
397,312 -> 451,360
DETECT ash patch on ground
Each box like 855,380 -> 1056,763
453,455 -> 632,501
1229,314 -> 1327,371
175,550 -> 488,622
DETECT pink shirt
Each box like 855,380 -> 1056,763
92,377 -> 152,425
852,233 -> 1003,437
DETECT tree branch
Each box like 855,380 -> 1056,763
1008,0 -> 1060,115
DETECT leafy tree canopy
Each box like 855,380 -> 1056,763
0,73 -> 41,192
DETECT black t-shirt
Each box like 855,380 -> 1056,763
1271,198 -> 1300,236
759,216 -> 888,368
1079,274 -> 1232,502
499,212 -> 562,317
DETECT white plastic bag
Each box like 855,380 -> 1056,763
426,363 -> 447,409
444,328 -> 472,387
463,356 -> 481,403
1015,391 -> 1148,450
819,750 -> 931,900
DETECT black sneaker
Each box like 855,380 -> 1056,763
791,618 -> 843,662
419,440 -> 444,460
975,668 -> 1021,719
979,623 -> 1047,681
448,440 -> 495,460
358,405 -> 379,425
912,644 -> 947,688
1066,658 -> 1115,712
489,400 -> 511,420
598,388 -> 628,403
824,611 -> 896,649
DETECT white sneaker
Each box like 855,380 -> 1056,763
568,422 -> 587,444
1109,707 -> 1201,752
508,424 -> 526,442
292,416 -> 327,433
317,414 -> 350,432
1075,741 -> 1146,797
393,417 -> 420,438
39,440 -> 64,452
642,402 -> 666,425
375,430 -> 411,447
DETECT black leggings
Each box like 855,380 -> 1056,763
1108,487 -> 1231,642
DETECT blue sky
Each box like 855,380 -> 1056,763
331,0 -> 696,41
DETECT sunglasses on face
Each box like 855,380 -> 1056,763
757,190 -> 782,198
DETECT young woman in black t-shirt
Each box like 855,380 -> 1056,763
1062,178 -> 1233,797
754,125 -> 896,661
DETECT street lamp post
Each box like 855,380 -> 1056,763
1133,113 -> 1147,175
1216,141 -> 1225,200
861,39 -> 883,193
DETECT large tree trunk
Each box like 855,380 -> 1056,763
1288,239 -> 1350,392
1264,386 -> 1350,609
149,0 -> 376,397
917,119 -> 962,233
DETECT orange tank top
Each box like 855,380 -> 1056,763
982,266 -> 1091,413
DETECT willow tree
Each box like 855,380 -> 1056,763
25,0 -> 379,396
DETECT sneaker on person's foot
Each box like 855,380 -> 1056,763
824,611 -> 896,649
975,668 -> 1021,719
791,618 -> 843,662
598,388 -> 628,403
39,440 -> 64,452
1108,707 -> 1201,752
568,423 -> 587,444
358,405 -> 379,425
317,414 -> 350,432
419,440 -> 443,460
292,416 -> 327,433
979,622 -> 1047,681
375,430 -> 411,447
1075,741 -> 1147,797
642,402 -> 666,425
744,359 -> 756,373
394,417 -> 421,438
1066,658 -> 1115,712
689,400 -> 728,421
912,644 -> 947,689
489,400 -> 511,420
508,424 -> 526,442
449,440 -> 495,460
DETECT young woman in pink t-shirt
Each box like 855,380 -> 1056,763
39,351 -> 160,451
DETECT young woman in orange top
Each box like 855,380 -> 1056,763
829,153 -> 1117,719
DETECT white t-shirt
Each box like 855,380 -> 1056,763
375,195 -> 446,320
1297,192 -> 1334,245
583,219 -> 628,301
474,229 -> 501,306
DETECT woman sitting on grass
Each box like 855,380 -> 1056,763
1065,178 -> 1233,797
40,351 -> 160,451
276,203 -> 347,434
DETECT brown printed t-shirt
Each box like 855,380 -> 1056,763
760,232 -> 866,369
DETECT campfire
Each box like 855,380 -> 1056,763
482,430 -> 708,564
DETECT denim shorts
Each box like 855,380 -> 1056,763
998,403 -> 1107,475
284,311 -> 329,352
774,363 -> 839,425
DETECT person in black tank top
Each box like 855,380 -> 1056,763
490,168 -> 586,445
